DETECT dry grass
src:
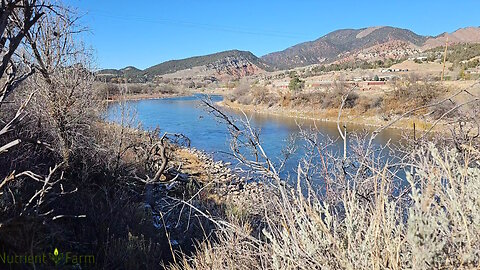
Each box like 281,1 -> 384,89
383,79 -> 444,114
168,138 -> 480,270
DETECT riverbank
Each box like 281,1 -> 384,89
100,122 -> 265,265
107,90 -> 444,135
107,92 -> 187,101
147,144 -> 267,254
217,99 -> 439,132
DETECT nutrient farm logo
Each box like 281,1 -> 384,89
0,248 -> 94,267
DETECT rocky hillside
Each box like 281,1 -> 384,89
261,26 -> 480,70
423,27 -> 480,50
261,26 -> 427,69
334,40 -> 422,64
97,50 -> 272,82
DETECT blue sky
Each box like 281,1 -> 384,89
65,0 -> 480,70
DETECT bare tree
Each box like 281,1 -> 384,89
0,0 -> 53,155
0,0 -> 48,103
0,0 -> 82,240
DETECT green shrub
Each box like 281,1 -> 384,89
288,77 -> 305,92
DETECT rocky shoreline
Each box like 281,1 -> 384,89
172,146 -> 266,199
144,145 -> 267,251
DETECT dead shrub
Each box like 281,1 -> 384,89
290,91 -> 324,107
250,86 -> 278,106
356,96 -> 383,113
430,100 -> 459,120
280,91 -> 292,107
96,82 -> 122,99
321,85 -> 359,109
156,83 -> 181,94
384,78 -> 444,114
228,80 -> 250,103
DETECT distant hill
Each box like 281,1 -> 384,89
97,50 -> 272,82
98,26 -> 480,80
261,26 -> 427,69
423,27 -> 480,50
145,50 -> 272,77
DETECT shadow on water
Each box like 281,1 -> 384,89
107,94 -> 409,190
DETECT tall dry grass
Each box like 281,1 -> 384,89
169,135 -> 480,269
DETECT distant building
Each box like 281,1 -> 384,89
274,82 -> 289,89
467,68 -> 480,74
379,75 -> 398,81
367,81 -> 386,86
306,81 -> 333,88
381,68 -> 408,73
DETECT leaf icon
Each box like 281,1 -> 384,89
50,248 -> 62,265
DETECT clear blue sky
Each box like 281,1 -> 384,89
65,0 -> 480,70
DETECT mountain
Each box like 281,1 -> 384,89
98,26 -> 480,81
423,27 -> 480,50
145,50 -> 272,77
261,26 -> 427,69
97,50 -> 272,82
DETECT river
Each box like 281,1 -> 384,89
107,94 -> 406,184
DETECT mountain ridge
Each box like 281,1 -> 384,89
260,26 -> 428,69
97,50 -> 272,82
98,26 -> 480,81
261,26 -> 480,69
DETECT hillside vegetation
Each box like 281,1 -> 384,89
226,75 -> 460,122
426,43 -> 480,65
145,50 -> 272,76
